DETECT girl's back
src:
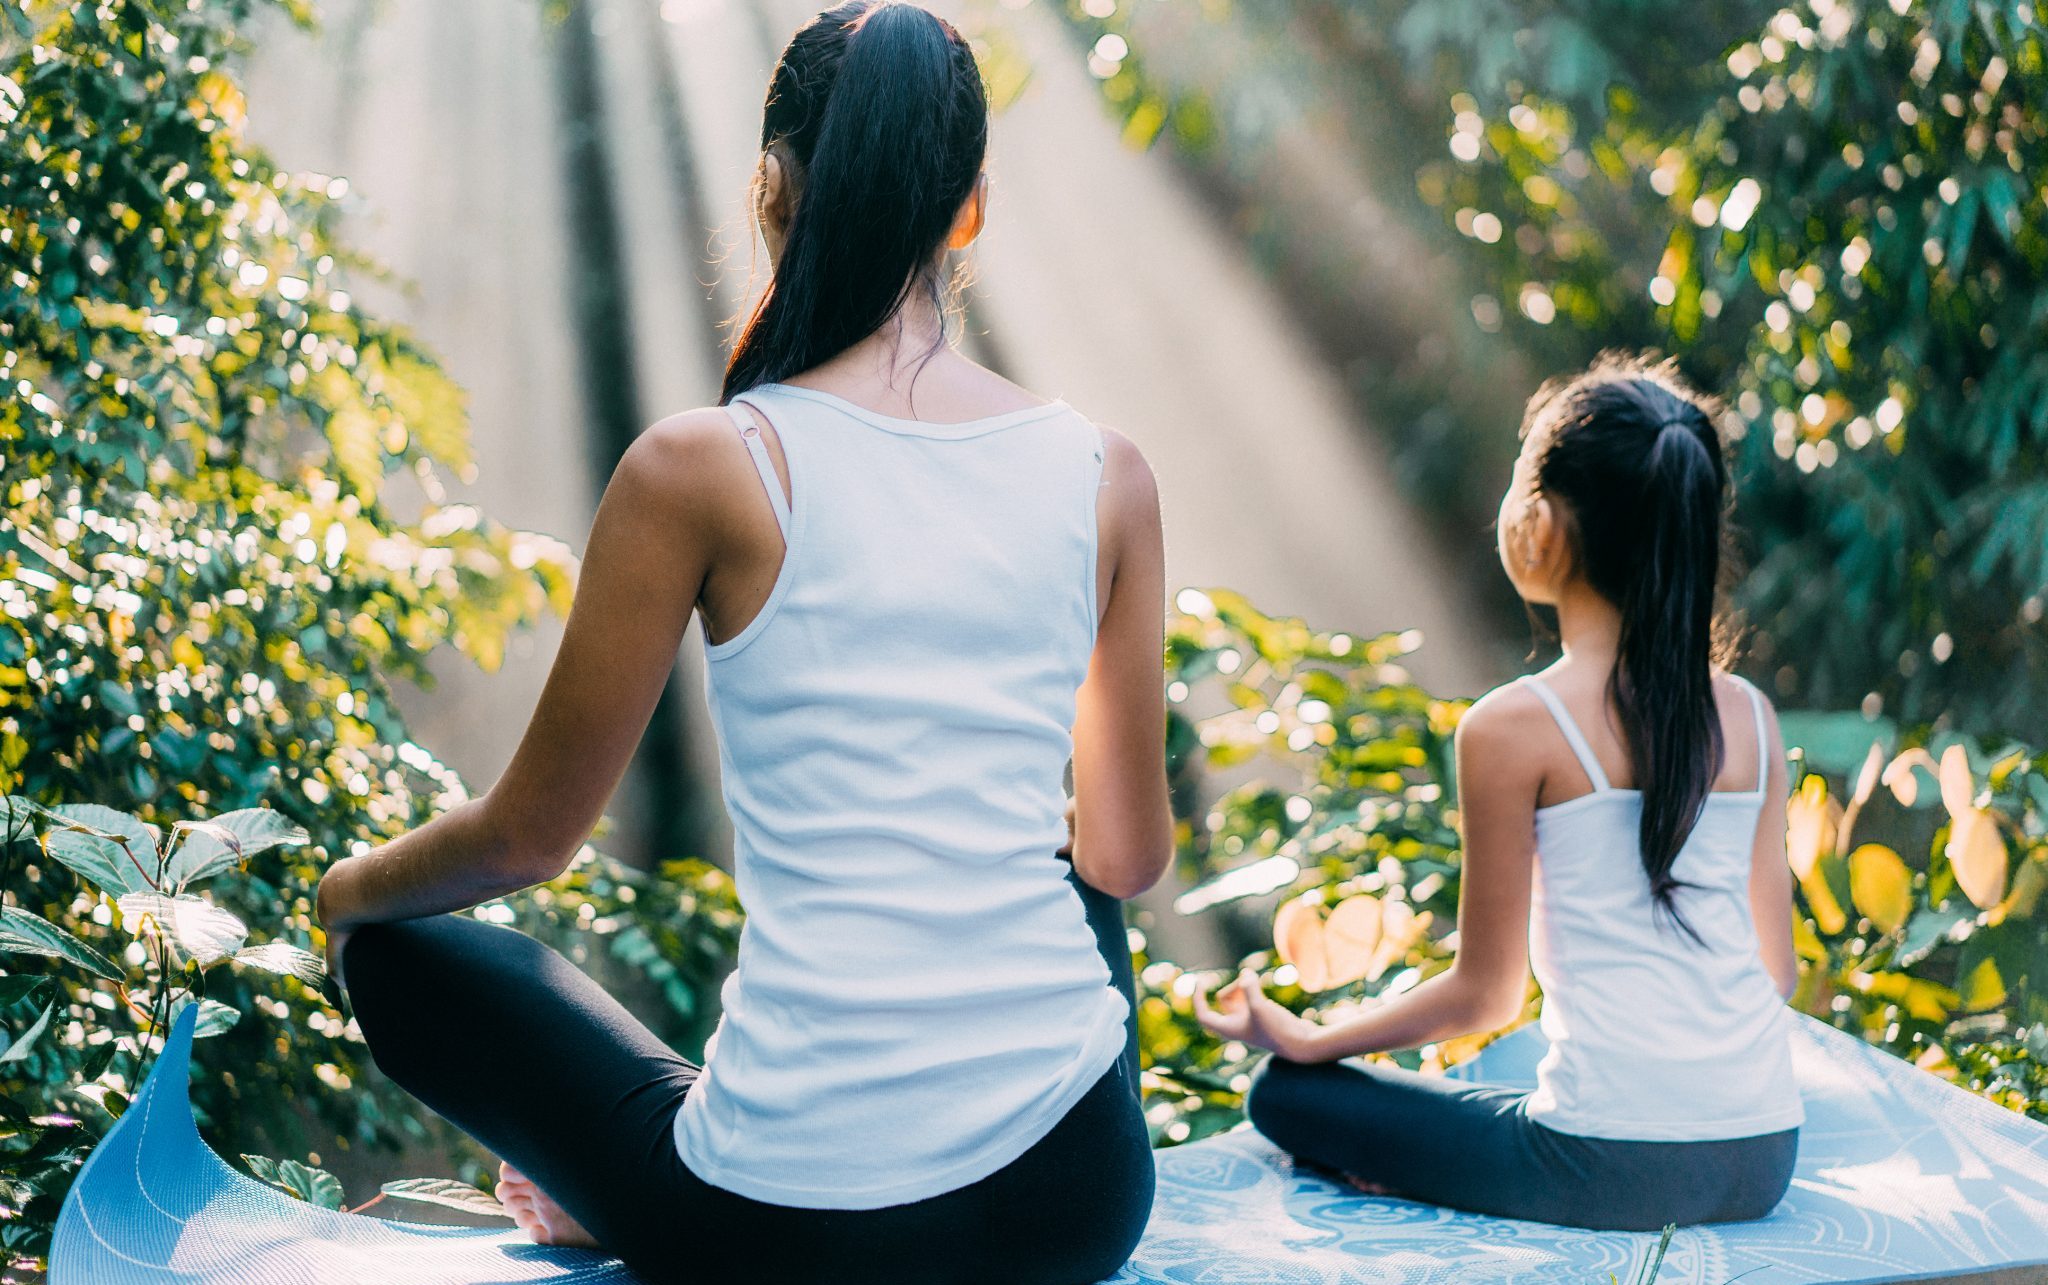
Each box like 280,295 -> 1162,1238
1521,671 -> 1802,1140
1206,355 -> 1803,1234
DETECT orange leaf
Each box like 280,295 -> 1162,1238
1320,896 -> 1382,989
1785,776 -> 1839,879
1851,742 -> 1885,807
1272,898 -> 1329,992
1939,745 -> 1975,817
1882,748 -> 1938,807
1273,894 -> 1413,993
1948,808 -> 2008,910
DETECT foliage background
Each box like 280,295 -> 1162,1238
5,0 -> 2048,1274
1064,0 -> 2048,735
0,0 -> 739,1270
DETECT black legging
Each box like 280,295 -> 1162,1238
341,860 -> 1153,1285
1246,1053 -> 1797,1232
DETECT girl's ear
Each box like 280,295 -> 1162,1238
1529,494 -> 1567,579
945,172 -> 989,251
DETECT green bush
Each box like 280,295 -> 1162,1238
0,1 -> 741,1270
1066,0 -> 2048,734
1141,592 -> 2048,1146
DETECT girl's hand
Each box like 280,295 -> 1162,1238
1194,968 -> 1323,1062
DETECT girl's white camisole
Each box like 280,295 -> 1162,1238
1522,674 -> 1806,1142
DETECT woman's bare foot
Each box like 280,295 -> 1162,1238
1340,1172 -> 1396,1197
496,1162 -> 600,1249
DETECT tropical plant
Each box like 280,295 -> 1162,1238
1140,593 -> 2048,1150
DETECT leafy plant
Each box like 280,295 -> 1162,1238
1065,0 -> 2048,734
1139,590 -> 1485,1145
0,0 -> 746,1270
0,801 -> 320,1254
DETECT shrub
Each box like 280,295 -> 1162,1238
0,1 -> 742,1271
1065,0 -> 2048,734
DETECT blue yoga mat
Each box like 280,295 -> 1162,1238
54,1003 -> 2048,1283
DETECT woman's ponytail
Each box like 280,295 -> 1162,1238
1528,356 -> 1734,938
723,2 -> 988,403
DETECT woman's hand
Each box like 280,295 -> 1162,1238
323,925 -> 351,993
1194,968 -> 1324,1062
315,859 -> 358,992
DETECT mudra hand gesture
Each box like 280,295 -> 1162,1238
1194,967 -> 1322,1062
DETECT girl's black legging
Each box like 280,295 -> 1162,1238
341,859 -> 1153,1285
1245,1053 -> 1798,1232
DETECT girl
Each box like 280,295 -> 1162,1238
315,4 -> 1168,1281
1196,355 -> 1803,1232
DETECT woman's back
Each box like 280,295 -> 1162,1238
1522,672 -> 1804,1141
672,382 -> 1133,1208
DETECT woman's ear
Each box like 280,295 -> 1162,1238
944,172 -> 989,251
758,150 -> 794,258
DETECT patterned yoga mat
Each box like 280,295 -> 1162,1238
52,1003 -> 2048,1283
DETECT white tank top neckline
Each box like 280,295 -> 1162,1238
1519,672 -> 1805,1142
671,383 -> 1129,1210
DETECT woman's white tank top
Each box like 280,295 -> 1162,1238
669,382 -> 1131,1209
1521,674 -> 1805,1142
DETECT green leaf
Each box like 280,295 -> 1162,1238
44,805 -> 163,895
0,1003 -> 55,1065
188,999 -> 242,1039
163,809 -> 310,890
1897,904 -> 1972,968
242,1155 -> 345,1210
116,893 -> 249,965
378,1178 -> 510,1219
0,797 -> 43,846
0,907 -> 123,982
1777,712 -> 1900,777
232,942 -> 326,987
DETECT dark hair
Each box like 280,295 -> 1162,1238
721,1 -> 988,403
1524,353 -> 1735,937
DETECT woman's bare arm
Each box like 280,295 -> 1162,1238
316,411 -> 740,934
1067,429 -> 1172,900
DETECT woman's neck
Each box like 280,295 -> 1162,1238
808,298 -> 949,391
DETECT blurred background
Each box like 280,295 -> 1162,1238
6,0 -> 2046,1257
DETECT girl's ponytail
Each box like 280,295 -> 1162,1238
1529,356 -> 1733,937
1621,414 -> 1727,929
723,2 -> 988,403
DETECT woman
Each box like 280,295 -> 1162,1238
316,4 -> 1168,1280
1197,355 -> 1801,1231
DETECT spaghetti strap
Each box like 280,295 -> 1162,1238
727,401 -> 791,543
1737,675 -> 1771,792
1523,676 -> 1612,794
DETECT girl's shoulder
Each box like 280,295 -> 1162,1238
1457,674 -> 1554,742
1452,678 -> 1558,777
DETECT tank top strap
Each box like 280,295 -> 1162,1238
1735,674 -> 1771,792
726,400 -> 792,543
1522,675 -> 1613,793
